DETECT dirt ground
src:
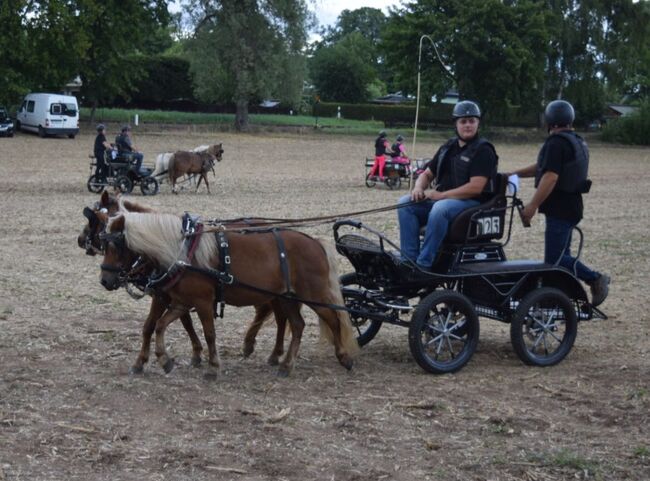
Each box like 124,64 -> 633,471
0,127 -> 648,481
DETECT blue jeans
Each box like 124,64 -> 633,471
545,216 -> 599,282
121,152 -> 144,173
398,195 -> 480,268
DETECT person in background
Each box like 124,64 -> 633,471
509,99 -> 610,306
368,130 -> 391,181
93,124 -> 112,183
115,124 -> 145,174
390,134 -> 409,164
397,101 -> 498,277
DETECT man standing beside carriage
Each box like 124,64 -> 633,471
510,99 -> 610,306
93,124 -> 112,183
397,100 -> 498,276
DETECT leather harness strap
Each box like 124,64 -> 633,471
214,230 -> 231,318
272,229 -> 293,294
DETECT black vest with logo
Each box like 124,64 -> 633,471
535,131 -> 589,193
435,137 -> 498,194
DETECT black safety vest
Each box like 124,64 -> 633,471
435,137 -> 498,193
535,131 -> 589,193
390,142 -> 401,158
375,137 -> 387,156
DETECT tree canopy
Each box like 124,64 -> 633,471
183,0 -> 311,130
0,0 -> 170,112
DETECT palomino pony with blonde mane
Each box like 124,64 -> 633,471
78,192 -> 298,373
97,209 -> 358,377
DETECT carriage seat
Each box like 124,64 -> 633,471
419,173 -> 509,245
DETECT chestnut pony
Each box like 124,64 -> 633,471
78,192 -> 292,373
168,143 -> 224,194
97,209 -> 359,377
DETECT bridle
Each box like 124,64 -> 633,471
84,206 -> 149,299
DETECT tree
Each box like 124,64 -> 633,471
75,0 -> 171,122
309,33 -> 376,103
183,0 -> 310,131
314,7 -> 390,95
381,0 -> 550,121
0,0 -> 88,107
540,0 -> 650,117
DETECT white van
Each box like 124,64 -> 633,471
16,93 -> 80,138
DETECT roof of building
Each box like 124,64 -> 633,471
607,104 -> 639,116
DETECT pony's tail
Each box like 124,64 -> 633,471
167,153 -> 176,186
317,239 -> 360,358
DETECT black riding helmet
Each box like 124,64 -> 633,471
96,123 -> 105,132
396,134 -> 404,141
544,100 -> 575,128
378,130 -> 387,138
452,100 -> 481,119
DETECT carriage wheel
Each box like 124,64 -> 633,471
386,175 -> 401,190
140,176 -> 159,196
87,175 -> 105,194
115,175 -> 133,194
340,272 -> 383,347
510,287 -> 577,366
408,290 -> 479,374
365,173 -> 377,188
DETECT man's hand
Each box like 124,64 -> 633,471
521,203 -> 537,224
411,187 -> 426,201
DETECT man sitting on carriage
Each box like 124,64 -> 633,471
115,124 -> 147,175
397,100 -> 498,276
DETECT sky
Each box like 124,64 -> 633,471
311,0 -> 400,28
170,1 -> 401,30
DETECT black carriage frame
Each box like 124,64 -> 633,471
334,173 -> 607,374
87,151 -> 159,196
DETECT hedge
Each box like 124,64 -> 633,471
314,101 -> 539,128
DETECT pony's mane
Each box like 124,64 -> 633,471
109,211 -> 216,269
118,197 -> 156,214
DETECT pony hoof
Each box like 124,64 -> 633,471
191,356 -> 202,368
267,355 -> 280,366
129,365 -> 144,375
162,358 -> 175,374
242,343 -> 255,358
276,366 -> 291,378
339,355 -> 354,371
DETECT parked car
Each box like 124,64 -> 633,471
16,93 -> 79,138
0,106 -> 14,137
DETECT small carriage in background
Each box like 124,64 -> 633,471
335,173 -> 606,374
364,157 -> 430,190
87,150 -> 159,196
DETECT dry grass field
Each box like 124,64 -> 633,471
0,128 -> 648,481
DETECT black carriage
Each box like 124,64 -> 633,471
87,150 -> 159,196
335,173 -> 606,374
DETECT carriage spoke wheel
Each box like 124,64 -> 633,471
340,272 -> 382,347
510,287 -> 577,366
87,175 -> 105,193
385,174 -> 401,190
115,175 -> 133,194
408,290 -> 479,374
365,173 -> 377,188
140,176 -> 159,196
